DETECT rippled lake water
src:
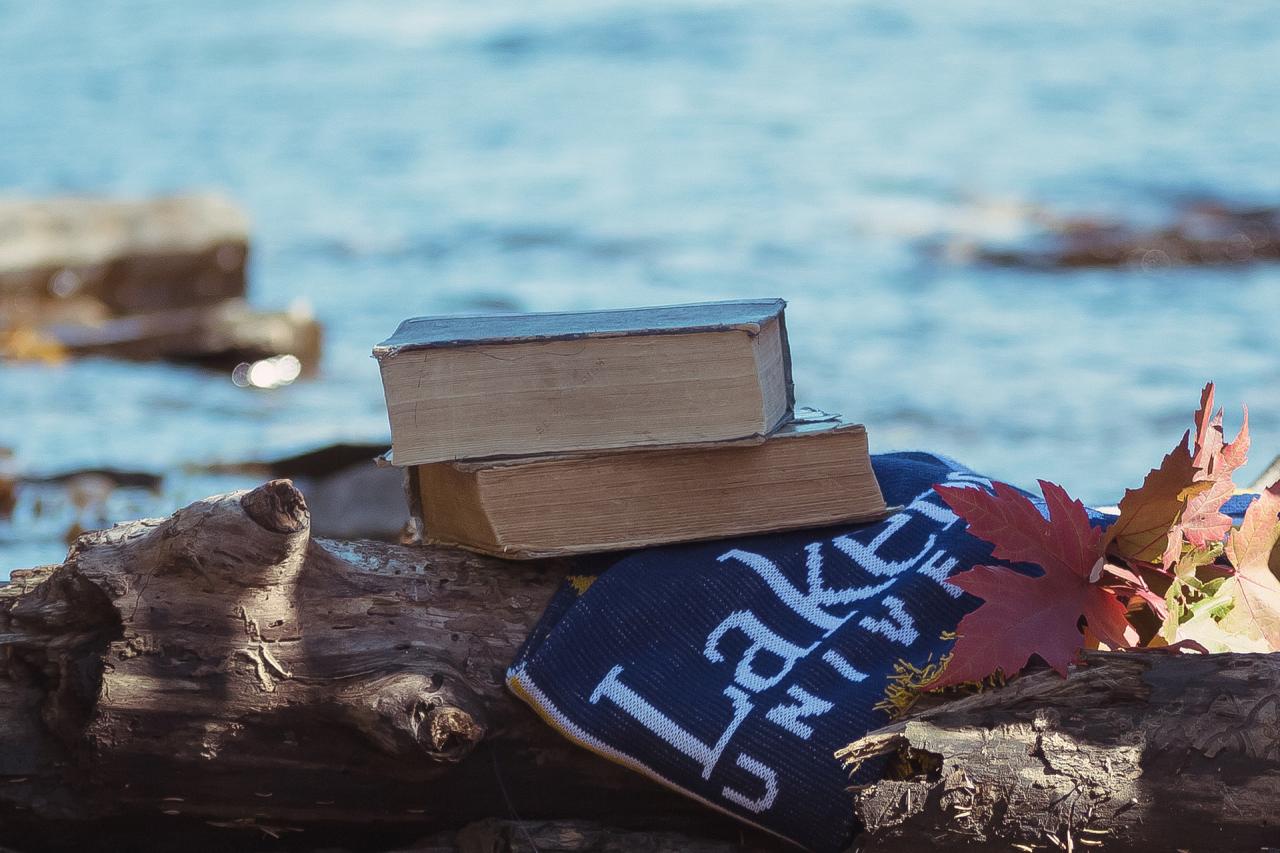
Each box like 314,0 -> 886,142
2,0 -> 1279,572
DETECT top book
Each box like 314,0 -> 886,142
374,299 -> 794,465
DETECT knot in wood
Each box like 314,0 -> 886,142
415,703 -> 484,763
240,480 -> 310,534
1031,708 -> 1059,732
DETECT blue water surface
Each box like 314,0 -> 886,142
1,0 -> 1278,571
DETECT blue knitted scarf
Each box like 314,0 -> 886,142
507,451 -> 1252,851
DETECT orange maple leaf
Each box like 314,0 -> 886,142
1182,383 -> 1249,549
1103,382 -> 1247,569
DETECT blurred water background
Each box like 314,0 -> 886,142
2,0 -> 1279,572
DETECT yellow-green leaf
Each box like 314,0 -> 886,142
1216,483 -> 1280,651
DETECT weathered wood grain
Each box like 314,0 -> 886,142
840,651 -> 1280,851
0,480 -> 756,851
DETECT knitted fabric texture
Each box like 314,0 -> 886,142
507,452 -> 1253,852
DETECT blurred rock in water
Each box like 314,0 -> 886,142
39,298 -> 322,372
0,194 -> 322,373
208,443 -> 407,541
0,193 -> 248,316
2,466 -> 179,573
0,450 -> 15,520
0,443 -> 402,574
934,199 -> 1280,270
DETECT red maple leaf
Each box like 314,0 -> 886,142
929,480 -> 1136,688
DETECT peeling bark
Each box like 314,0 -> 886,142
840,651 -> 1280,851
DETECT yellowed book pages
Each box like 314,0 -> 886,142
374,300 -> 794,465
415,414 -> 885,560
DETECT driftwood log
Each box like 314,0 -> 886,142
0,480 -> 767,852
7,480 -> 1280,851
841,652 -> 1280,851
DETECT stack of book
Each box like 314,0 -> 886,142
373,299 -> 886,559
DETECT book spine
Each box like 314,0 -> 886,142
776,310 -> 796,415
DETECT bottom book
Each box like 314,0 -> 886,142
408,411 -> 887,559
